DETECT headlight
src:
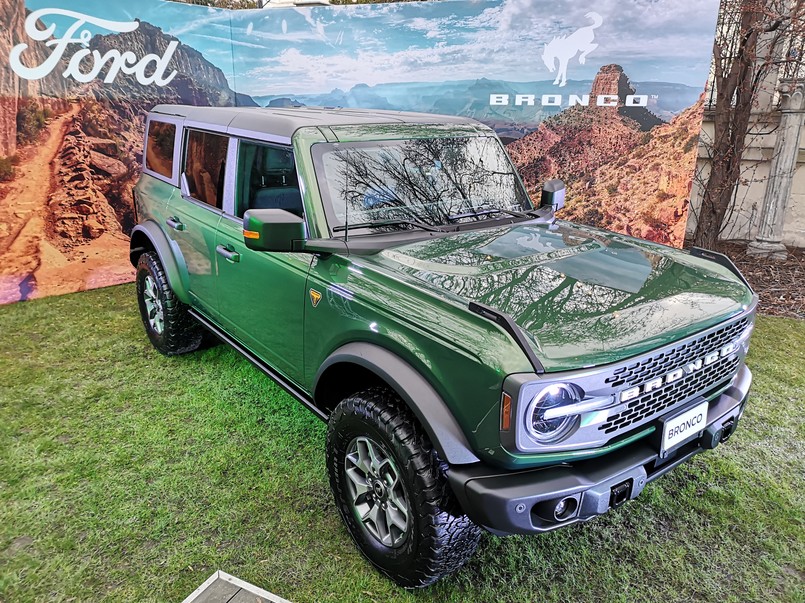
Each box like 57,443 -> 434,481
525,383 -> 583,444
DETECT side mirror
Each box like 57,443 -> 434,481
243,208 -> 306,252
540,179 -> 566,211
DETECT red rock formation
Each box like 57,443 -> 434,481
561,98 -> 705,247
0,0 -> 24,156
506,65 -> 703,248
590,64 -> 634,102
89,21 -> 258,108
47,115 -> 125,247
0,0 -> 79,156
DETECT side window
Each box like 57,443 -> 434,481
145,120 -> 175,179
236,141 -> 302,218
183,129 -> 229,209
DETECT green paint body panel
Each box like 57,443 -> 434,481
215,216 -> 311,385
133,114 -> 755,472
366,221 -> 754,372
133,176 -> 193,303
164,196 -> 222,317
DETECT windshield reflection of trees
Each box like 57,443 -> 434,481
333,137 -> 529,230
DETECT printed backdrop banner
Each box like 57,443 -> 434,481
0,0 -> 720,304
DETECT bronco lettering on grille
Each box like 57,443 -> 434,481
619,340 -> 740,403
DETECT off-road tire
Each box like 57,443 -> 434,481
326,388 -> 481,588
135,251 -> 203,356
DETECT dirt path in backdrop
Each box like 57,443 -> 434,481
0,104 -> 133,305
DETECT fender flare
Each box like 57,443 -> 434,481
316,342 -> 480,465
129,222 -> 191,304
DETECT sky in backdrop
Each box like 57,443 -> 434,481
24,0 -> 721,97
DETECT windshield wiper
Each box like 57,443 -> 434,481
333,219 -> 447,234
447,207 -> 541,222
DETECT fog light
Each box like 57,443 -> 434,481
554,496 -> 578,521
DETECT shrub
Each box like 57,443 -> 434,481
16,100 -> 48,145
683,134 -> 700,154
0,156 -> 15,182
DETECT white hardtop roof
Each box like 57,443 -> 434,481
150,105 -> 482,140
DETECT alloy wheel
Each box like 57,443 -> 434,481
344,436 -> 410,548
142,274 -> 165,335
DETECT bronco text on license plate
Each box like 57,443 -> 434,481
661,400 -> 709,456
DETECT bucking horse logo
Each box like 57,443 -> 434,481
542,12 -> 602,87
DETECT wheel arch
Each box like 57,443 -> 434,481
314,342 -> 480,466
129,222 -> 190,304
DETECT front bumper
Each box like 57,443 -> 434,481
448,364 -> 752,536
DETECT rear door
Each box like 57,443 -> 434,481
165,128 -> 229,317
137,115 -> 182,226
214,138 -> 311,385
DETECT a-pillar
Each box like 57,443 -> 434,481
747,79 -> 805,259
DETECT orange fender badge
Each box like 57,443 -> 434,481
309,289 -> 322,307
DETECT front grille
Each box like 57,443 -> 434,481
603,316 -> 749,390
599,317 -> 750,435
599,355 -> 740,434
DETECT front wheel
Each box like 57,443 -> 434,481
326,388 -> 481,587
135,251 -> 203,356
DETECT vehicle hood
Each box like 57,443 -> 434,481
367,221 -> 754,372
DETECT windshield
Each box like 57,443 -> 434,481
312,136 -> 532,235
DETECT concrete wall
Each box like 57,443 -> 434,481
688,75 -> 805,249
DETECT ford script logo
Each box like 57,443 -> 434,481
9,9 -> 179,87
619,340 -> 741,403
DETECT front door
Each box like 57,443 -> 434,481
214,139 -> 310,385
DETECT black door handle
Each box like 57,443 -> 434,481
166,217 -> 185,231
216,245 -> 240,263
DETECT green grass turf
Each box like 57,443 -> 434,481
1,284 -> 803,602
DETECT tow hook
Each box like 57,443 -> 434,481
701,411 -> 741,450
610,479 -> 632,508
719,418 -> 736,442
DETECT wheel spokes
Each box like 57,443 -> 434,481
344,435 -> 410,549
386,503 -> 408,532
388,488 -> 409,528
345,466 -> 370,500
142,275 -> 165,334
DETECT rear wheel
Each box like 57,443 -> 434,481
135,251 -> 202,355
326,388 -> 481,587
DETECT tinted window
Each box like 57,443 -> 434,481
184,130 -> 229,209
145,120 -> 175,179
236,141 -> 302,218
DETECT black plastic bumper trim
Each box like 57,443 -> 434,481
448,366 -> 751,535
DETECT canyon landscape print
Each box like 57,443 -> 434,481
0,0 -> 256,304
0,0 -> 718,304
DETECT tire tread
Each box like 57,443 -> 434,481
326,387 -> 481,588
136,251 -> 202,356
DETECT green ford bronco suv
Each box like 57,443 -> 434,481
131,105 -> 756,587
